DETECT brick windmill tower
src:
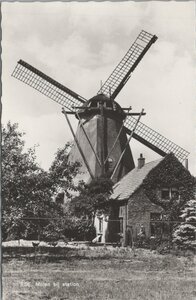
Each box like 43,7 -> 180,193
12,30 -> 189,184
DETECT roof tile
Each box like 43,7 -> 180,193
111,158 -> 163,201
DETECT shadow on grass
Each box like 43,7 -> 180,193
3,246 -> 194,267
3,246 -> 138,264
3,253 -> 131,264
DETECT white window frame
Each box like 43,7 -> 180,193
161,187 -> 180,201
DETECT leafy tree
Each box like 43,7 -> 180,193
69,176 -> 114,219
2,122 -> 80,241
49,143 -> 81,199
172,199 -> 196,250
2,122 -> 38,208
68,217 -> 96,241
2,121 -> 112,242
41,207 -> 96,242
2,122 -> 42,240
67,176 -> 113,240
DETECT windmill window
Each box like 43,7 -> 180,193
106,101 -> 113,108
108,157 -> 113,169
90,101 -> 98,108
113,103 -> 117,111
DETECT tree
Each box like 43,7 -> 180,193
49,143 -> 81,199
2,122 -> 38,208
68,176 -> 113,240
172,199 -> 196,250
2,122 -> 42,240
2,122 -> 80,241
69,176 -> 114,218
2,121 -> 112,242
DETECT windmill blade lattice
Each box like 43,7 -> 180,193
124,116 -> 189,162
98,30 -> 157,100
12,60 -> 86,111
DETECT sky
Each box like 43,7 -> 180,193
2,1 -> 196,175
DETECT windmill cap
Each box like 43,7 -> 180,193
77,93 -> 110,109
88,93 -> 111,105
85,93 -> 122,110
90,93 -> 110,101
76,93 -> 126,120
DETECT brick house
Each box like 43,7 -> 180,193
95,153 -> 195,245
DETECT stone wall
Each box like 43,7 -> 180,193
127,187 -> 163,238
118,187 -> 163,245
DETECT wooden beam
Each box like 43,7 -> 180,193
125,112 -> 146,116
75,112 -> 102,167
104,107 -> 132,165
62,108 -> 94,180
111,109 -> 144,180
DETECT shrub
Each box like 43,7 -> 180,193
173,199 -> 196,250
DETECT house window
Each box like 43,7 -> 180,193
98,218 -> 103,233
161,188 -> 179,200
171,188 -> 179,200
150,213 -> 171,237
161,188 -> 170,200
150,213 -> 162,221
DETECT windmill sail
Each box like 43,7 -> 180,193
12,60 -> 86,111
124,116 -> 189,162
98,30 -> 157,100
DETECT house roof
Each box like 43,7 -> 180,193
111,158 -> 163,201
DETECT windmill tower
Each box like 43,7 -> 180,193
12,30 -> 189,184
68,93 -> 136,183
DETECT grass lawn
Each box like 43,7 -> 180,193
2,248 -> 196,300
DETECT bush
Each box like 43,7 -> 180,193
173,199 -> 196,250
134,237 -> 151,249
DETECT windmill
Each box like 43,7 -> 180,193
12,30 -> 189,184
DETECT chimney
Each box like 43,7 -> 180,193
138,153 -> 145,169
185,159 -> 188,170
